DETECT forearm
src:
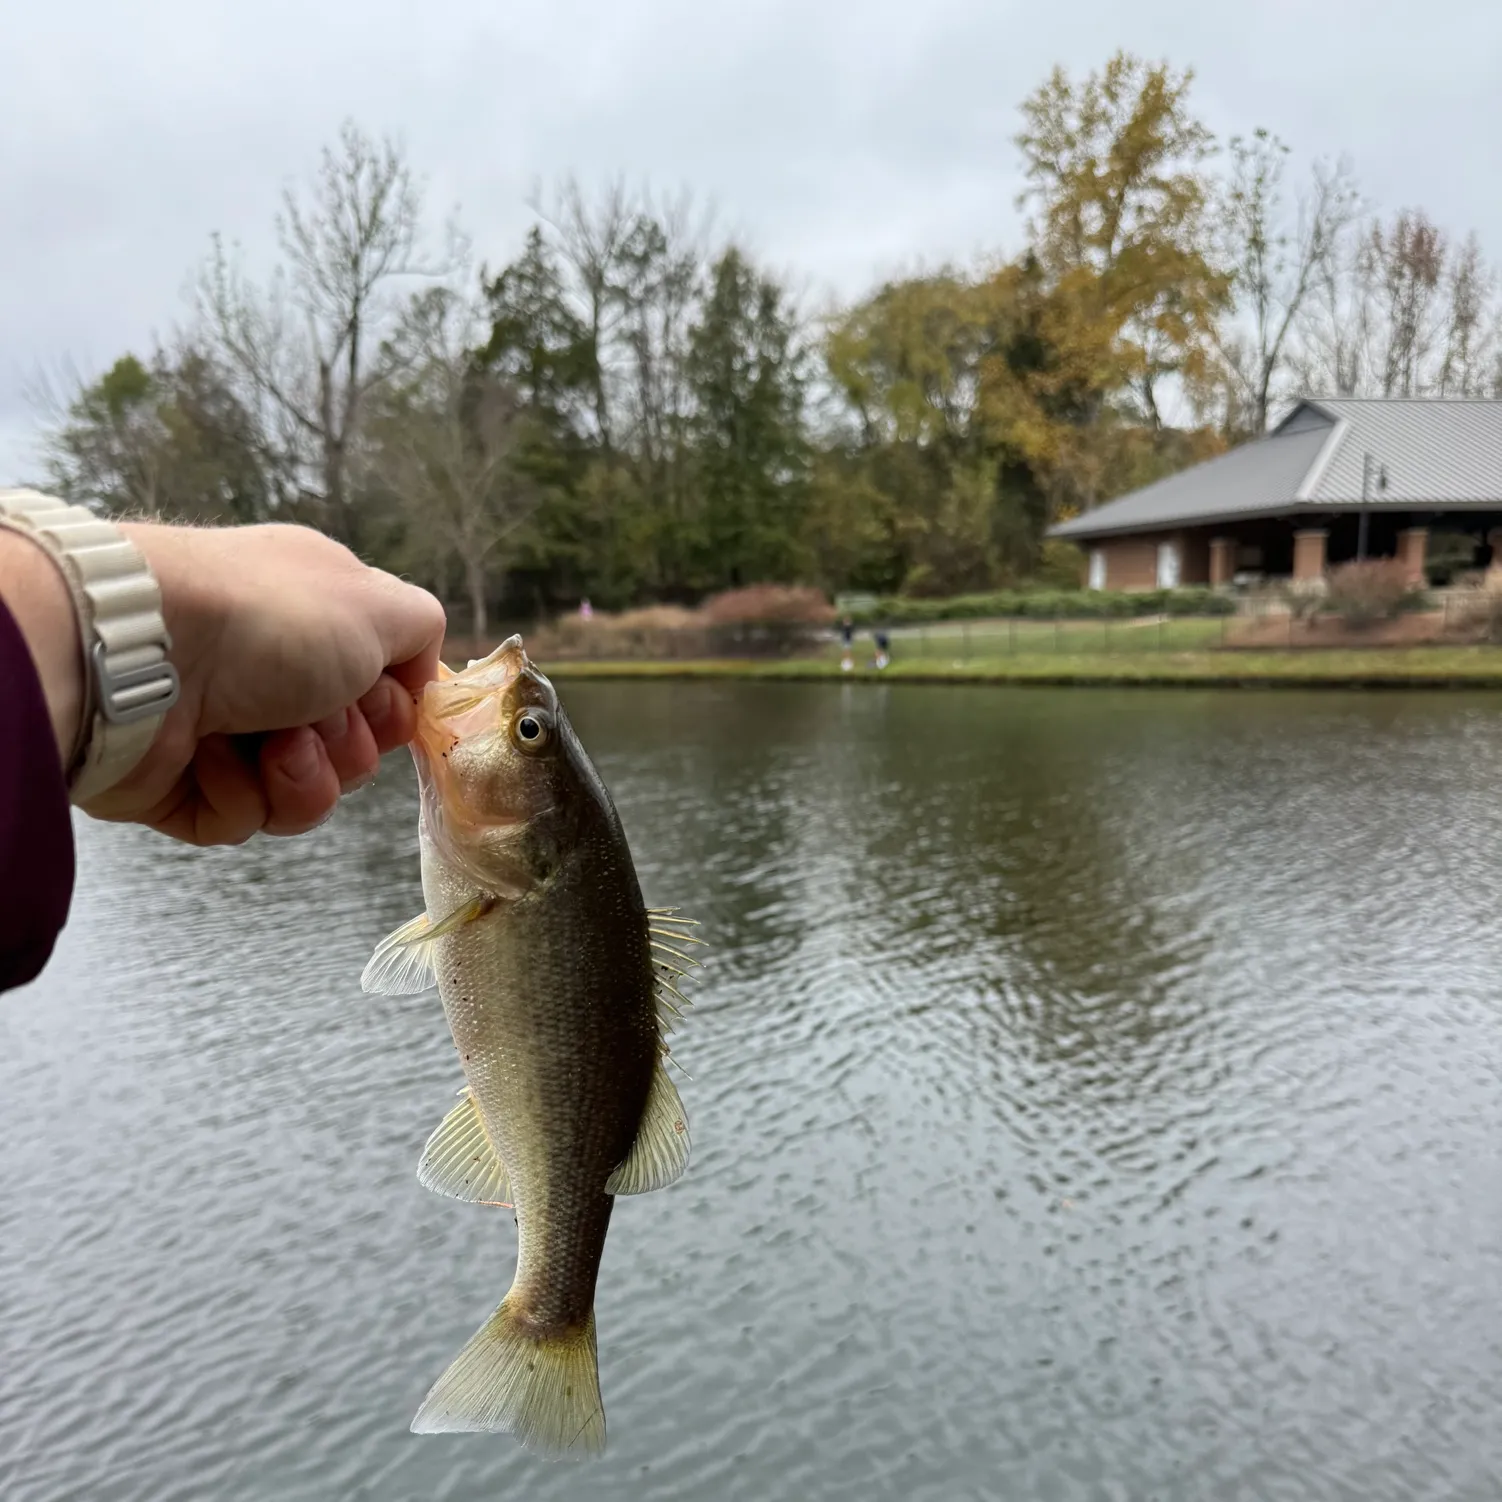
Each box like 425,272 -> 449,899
0,528 -> 84,770
0,537 -> 79,993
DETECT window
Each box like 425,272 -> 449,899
1156,541 -> 1181,589
1088,549 -> 1106,590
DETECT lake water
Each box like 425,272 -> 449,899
4,681 -> 1502,1501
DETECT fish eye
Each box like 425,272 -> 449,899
512,709 -> 552,750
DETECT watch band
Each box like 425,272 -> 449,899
0,489 -> 179,804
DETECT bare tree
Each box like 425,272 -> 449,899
1215,132 -> 1358,431
367,288 -> 535,648
1437,233 -> 1496,396
1294,217 -> 1380,396
198,120 -> 456,545
1294,205 -> 1499,400
1373,210 -> 1446,396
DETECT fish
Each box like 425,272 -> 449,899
360,635 -> 699,1457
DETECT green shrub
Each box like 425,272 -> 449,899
1163,586 -> 1235,617
1034,539 -> 1088,590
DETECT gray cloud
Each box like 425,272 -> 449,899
5,0 -> 1499,480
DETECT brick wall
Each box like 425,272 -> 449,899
1102,539 -> 1159,590
1098,531 -> 1210,591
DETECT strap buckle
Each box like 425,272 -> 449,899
93,639 -> 180,725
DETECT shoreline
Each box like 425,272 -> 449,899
528,650 -> 1502,691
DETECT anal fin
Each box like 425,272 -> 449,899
418,1088 -> 512,1207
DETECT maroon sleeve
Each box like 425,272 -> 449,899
0,596 -> 75,992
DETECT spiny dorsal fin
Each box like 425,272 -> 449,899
653,971 -> 693,1033
360,896 -> 491,996
645,906 -> 703,1028
605,1060 -> 690,1196
417,1088 -> 512,1207
647,909 -> 706,940
649,938 -> 701,970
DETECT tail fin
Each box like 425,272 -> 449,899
410,1302 -> 605,1458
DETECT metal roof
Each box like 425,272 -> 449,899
1049,419 -> 1333,539
1301,398 -> 1502,505
1049,398 -> 1502,541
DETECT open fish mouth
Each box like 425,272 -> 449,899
409,633 -> 558,882
417,636 -> 532,750
461,633 -> 529,684
419,636 -> 556,735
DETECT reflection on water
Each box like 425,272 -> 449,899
4,683 -> 1502,1501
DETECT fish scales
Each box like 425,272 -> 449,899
423,821 -> 658,1330
360,635 -> 696,1457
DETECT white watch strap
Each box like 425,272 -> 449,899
0,489 -> 178,803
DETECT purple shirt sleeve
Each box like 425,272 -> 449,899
0,597 -> 75,992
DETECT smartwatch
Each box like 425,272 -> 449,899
0,489 -> 179,803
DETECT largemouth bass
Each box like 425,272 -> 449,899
360,636 -> 698,1457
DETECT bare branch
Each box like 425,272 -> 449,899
194,120 -> 458,544
363,287 -> 537,641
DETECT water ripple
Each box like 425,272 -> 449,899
4,683 -> 1502,1500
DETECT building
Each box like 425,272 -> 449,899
1049,397 -> 1502,591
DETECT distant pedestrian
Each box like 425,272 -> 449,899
579,597 -> 594,621
873,628 -> 890,670
839,616 -> 854,672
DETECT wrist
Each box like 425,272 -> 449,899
0,527 -> 86,769
0,495 -> 180,805
116,522 -> 215,727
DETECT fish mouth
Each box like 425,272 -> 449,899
459,634 -> 528,686
418,637 -> 527,745
410,634 -> 550,854
424,634 -> 557,735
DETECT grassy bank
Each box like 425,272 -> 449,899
538,647 -> 1502,690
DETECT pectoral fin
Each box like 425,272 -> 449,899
418,1088 -> 512,1207
605,1061 -> 690,1196
360,896 -> 491,996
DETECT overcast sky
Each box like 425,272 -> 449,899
4,0 -> 1498,482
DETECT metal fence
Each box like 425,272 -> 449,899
475,615 -> 1238,662
856,616 -> 1235,660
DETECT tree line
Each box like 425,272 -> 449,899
38,54 -> 1502,622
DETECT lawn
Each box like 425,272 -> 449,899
842,616 -> 1231,659
542,645 -> 1502,689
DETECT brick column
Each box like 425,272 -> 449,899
1293,528 -> 1328,582
1209,537 -> 1237,587
1396,527 -> 1428,586
1487,529 -> 1502,592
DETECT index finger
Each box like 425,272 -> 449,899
368,572 -> 448,699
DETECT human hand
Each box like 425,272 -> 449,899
81,523 -> 447,844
